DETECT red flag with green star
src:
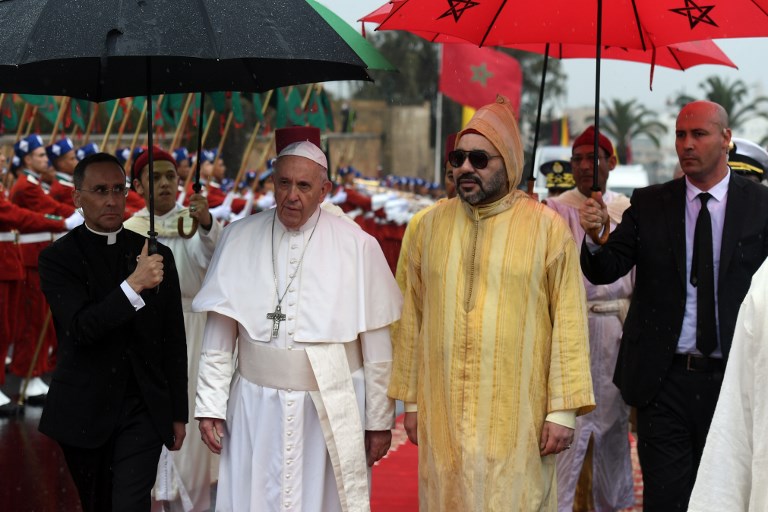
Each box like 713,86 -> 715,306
439,44 -> 522,114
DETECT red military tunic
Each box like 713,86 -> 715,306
49,173 -> 76,207
0,194 -> 66,384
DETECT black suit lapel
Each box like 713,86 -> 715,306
719,174 -> 748,282
662,179 -> 688,290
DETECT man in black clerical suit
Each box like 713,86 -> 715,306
578,100 -> 768,510
38,153 -> 188,512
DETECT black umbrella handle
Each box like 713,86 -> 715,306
193,92 -> 205,191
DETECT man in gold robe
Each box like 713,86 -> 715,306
389,95 -> 595,511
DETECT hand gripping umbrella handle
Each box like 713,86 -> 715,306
588,190 -> 611,245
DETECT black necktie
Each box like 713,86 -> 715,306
690,192 -> 717,356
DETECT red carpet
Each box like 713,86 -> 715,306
371,415 -> 419,511
371,417 -> 644,511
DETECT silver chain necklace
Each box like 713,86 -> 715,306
266,208 -> 322,338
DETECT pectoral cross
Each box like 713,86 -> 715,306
266,305 -> 286,338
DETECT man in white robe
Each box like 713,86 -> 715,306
687,144 -> 768,512
688,259 -> 768,511
125,147 -> 223,512
194,126 -> 401,512
546,127 -> 634,511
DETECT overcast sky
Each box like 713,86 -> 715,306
325,0 -> 768,112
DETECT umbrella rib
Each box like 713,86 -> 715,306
630,0 -> 647,52
479,0 -> 508,48
751,0 -> 768,16
193,0 -> 223,57
668,47 -> 684,71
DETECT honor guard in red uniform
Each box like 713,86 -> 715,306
47,138 -> 78,207
0,195 -> 70,416
9,135 -> 79,403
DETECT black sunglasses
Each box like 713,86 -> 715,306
448,149 -> 502,169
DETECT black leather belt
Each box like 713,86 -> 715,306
672,354 -> 724,373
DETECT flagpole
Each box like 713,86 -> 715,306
15,103 -> 30,141
433,44 -> 444,184
49,97 -> 71,144
170,93 -> 195,150
102,100 -> 122,151
233,90 -> 273,191
111,98 -> 134,154
124,99 -> 148,172
23,107 -> 38,137
215,111 -> 235,163
250,132 -> 277,193
82,104 -> 99,144
182,108 -> 215,193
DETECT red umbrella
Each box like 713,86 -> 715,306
363,2 -> 737,197
376,0 -> 768,50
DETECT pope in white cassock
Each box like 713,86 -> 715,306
124,147 -> 223,512
194,126 -> 402,512
688,258 -> 768,511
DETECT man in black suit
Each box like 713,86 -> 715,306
38,153 -> 188,512
579,100 -> 768,510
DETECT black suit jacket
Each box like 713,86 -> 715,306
38,225 -> 187,449
581,173 -> 768,407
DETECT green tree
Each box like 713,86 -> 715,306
674,76 -> 768,133
598,98 -> 667,164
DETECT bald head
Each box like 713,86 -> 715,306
675,100 -> 732,190
679,101 -> 729,131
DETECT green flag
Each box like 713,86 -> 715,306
306,87 -> 327,132
319,88 -> 335,132
102,99 -> 125,123
1,96 -> 19,133
275,88 -> 306,128
252,93 -> 265,123
70,99 -> 91,131
19,94 -> 59,124
209,92 -> 227,115
231,92 -> 245,126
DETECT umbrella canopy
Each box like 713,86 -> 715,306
364,3 -> 737,76
0,0 -> 372,101
377,0 -> 768,50
0,0 -> 380,251
307,0 -> 397,72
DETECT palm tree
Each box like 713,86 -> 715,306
674,76 -> 768,132
598,98 -> 667,164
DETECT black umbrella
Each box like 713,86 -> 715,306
0,0 -> 372,251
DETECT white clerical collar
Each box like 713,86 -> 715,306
275,206 -> 322,233
85,223 -> 123,245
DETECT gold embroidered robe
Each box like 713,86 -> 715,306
390,190 -> 595,511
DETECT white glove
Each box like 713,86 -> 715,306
209,203 -> 232,221
65,211 -> 84,230
230,190 -> 255,222
329,188 -> 348,204
256,191 -> 276,210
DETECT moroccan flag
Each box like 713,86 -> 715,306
19,94 -> 60,124
275,88 -> 306,128
1,96 -> 19,133
439,45 -> 522,114
306,87 -> 327,132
